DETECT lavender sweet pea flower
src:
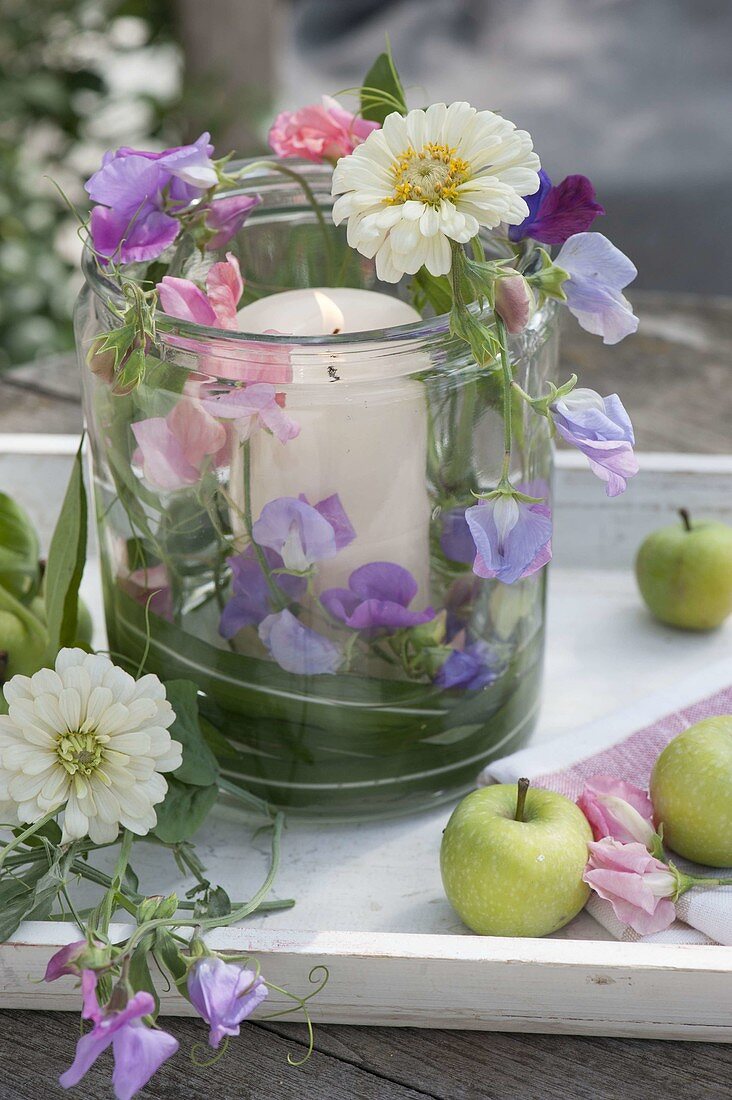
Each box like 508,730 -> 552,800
188,957 -> 268,1049
465,495 -> 552,585
204,193 -> 261,250
85,134 -> 216,263
252,494 -> 355,571
219,547 -> 306,638
555,233 -> 639,345
440,507 -> 475,565
59,970 -> 178,1099
321,562 -> 435,631
259,609 -> 341,675
551,388 -> 639,496
435,639 -> 501,691
510,170 -> 604,245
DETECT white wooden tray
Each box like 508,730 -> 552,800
1,436 -> 731,1040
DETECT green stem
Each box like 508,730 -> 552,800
0,808 -> 62,871
494,316 -> 513,485
241,442 -> 288,609
97,829 -> 133,935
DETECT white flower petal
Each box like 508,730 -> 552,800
62,792 -> 88,841
57,688 -> 82,732
108,731 -> 152,755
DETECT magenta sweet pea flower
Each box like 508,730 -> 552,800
321,562 -> 435,632
509,169 -> 604,245
550,387 -> 639,497
252,494 -> 355,571
158,251 -> 244,330
219,546 -> 306,638
132,398 -> 227,491
555,233 -> 639,345
44,940 -> 87,982
86,134 -> 217,263
578,776 -> 656,846
465,495 -> 552,585
204,193 -> 261,250
59,970 -> 178,1100
583,839 -> 678,935
259,609 -> 342,675
200,383 -> 299,444
187,957 -> 268,1049
269,96 -> 379,163
435,639 -> 501,691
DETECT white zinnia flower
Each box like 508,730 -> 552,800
331,102 -> 541,283
0,649 -> 183,844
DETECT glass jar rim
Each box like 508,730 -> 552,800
81,157 -> 555,352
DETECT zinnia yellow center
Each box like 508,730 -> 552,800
56,730 -> 104,777
389,143 -> 470,206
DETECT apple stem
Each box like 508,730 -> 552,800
515,777 -> 530,822
679,508 -> 692,532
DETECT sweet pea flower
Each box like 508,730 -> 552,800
555,233 -> 639,345
494,273 -> 532,335
158,252 -> 244,330
200,382 -> 299,444
269,96 -> 379,163
188,957 -> 268,1049
259,609 -> 341,675
583,839 -> 678,935
435,639 -> 501,691
465,495 -> 552,585
132,398 -> 227,491
252,494 -> 355,572
120,562 -> 173,622
509,169 -> 604,245
219,546 -> 306,638
551,388 -> 639,497
44,941 -> 87,982
577,775 -> 656,846
86,134 -> 217,263
204,193 -> 261,250
59,970 -> 178,1099
321,562 -> 435,632
440,507 -> 475,565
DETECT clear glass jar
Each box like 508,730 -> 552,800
75,160 -> 558,819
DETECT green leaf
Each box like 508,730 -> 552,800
154,927 -> 188,985
164,680 -> 220,787
360,50 -> 407,124
0,852 -> 65,940
45,439 -> 87,655
90,323 -> 136,371
410,269 -> 453,316
115,347 -> 147,391
0,492 -> 40,600
153,779 -> 219,843
128,940 -> 160,1016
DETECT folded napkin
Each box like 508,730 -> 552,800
478,659 -> 732,945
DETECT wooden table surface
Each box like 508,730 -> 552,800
0,292 -> 730,1100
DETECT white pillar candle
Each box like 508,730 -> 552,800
232,287 -> 433,602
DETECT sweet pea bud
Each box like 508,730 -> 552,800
526,248 -> 568,302
44,938 -> 112,982
597,795 -> 657,848
137,893 -> 179,923
494,273 -> 533,335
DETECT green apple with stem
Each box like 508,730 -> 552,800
440,779 -> 592,937
650,717 -> 732,867
635,509 -> 732,630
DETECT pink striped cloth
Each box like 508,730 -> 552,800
479,665 -> 732,945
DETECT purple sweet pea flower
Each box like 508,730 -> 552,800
510,169 -> 604,245
200,383 -> 300,444
259,609 -> 342,675
551,388 -> 639,497
440,507 -> 476,565
321,562 -> 435,632
59,970 -> 178,1100
219,546 -> 306,638
204,193 -> 261,250
187,957 -> 268,1049
555,233 -> 639,345
44,940 -> 87,982
252,494 -> 355,571
465,495 -> 552,585
85,134 -> 217,263
435,639 -> 502,691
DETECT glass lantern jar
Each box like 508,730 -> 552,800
75,160 -> 558,819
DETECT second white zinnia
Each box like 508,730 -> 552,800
0,649 -> 183,844
331,101 -> 541,282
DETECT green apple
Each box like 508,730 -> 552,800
635,509 -> 732,630
0,608 -> 47,681
650,716 -> 732,867
440,780 -> 592,937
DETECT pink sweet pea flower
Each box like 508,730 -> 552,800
577,775 -> 656,846
132,398 -> 227,491
494,273 -> 532,334
121,562 -> 173,621
200,382 -> 299,444
204,193 -> 261,250
268,96 -> 379,163
158,252 -> 244,330
44,941 -> 88,982
583,839 -> 677,935
60,970 -> 178,1099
